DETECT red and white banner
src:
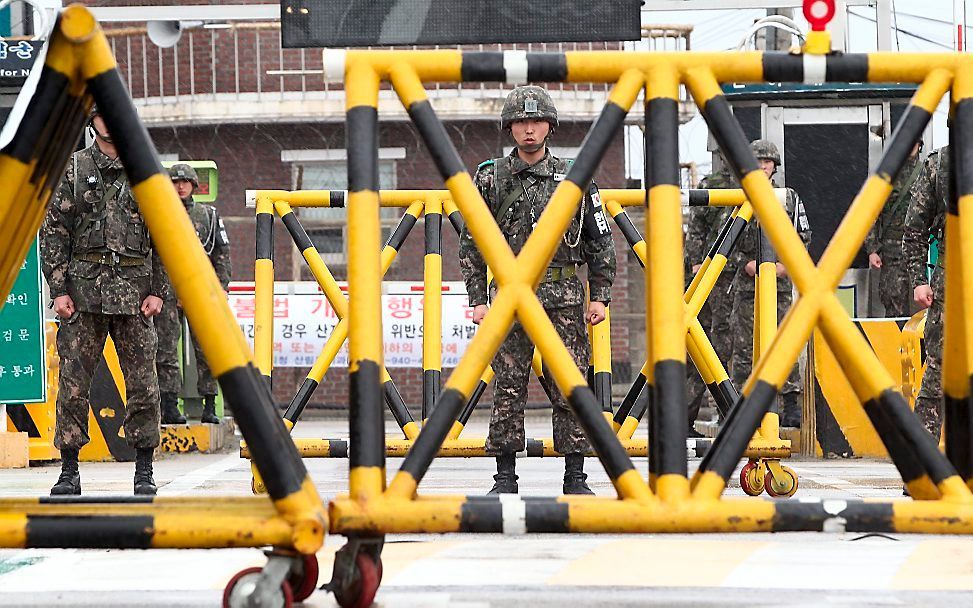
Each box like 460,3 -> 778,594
228,281 -> 477,368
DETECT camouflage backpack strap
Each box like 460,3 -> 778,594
72,151 -> 121,243
491,156 -> 523,223
889,159 -> 924,218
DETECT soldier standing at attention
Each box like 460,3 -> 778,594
902,145 -> 948,440
865,141 -> 922,317
155,164 -> 232,425
684,158 -> 736,430
728,140 -> 810,427
40,107 -> 167,495
459,85 -> 616,495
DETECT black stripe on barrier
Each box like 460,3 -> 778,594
384,379 -> 414,428
284,378 -> 318,422
460,500 -> 502,532
699,95 -> 761,179
825,54 -> 869,83
526,53 -> 568,82
220,364 -> 307,499
525,500 -> 570,532
280,212 -> 315,253
870,388 -> 958,484
423,369 -> 440,420
386,212 -> 418,251
709,380 -> 738,419
876,105 -> 931,181
255,213 -> 273,260
614,373 -> 646,425
654,360 -> 688,476
407,100 -> 466,179
399,388 -> 467,483
26,515 -> 153,549
758,229 -> 776,264
567,386 -> 635,482
425,212 -> 442,255
565,102 -> 627,189
706,380 -> 778,480
953,99 -> 973,198
347,106 -> 378,192
594,371 -> 612,413
328,439 -> 349,458
6,404 -> 41,438
762,53 -> 803,83
459,380 -> 487,425
88,70 -> 162,186
526,439 -> 545,457
812,370 -> 855,457
647,98 -> 680,187
330,190 -> 345,208
861,391 -> 931,485
715,215 -> 749,259
40,496 -> 156,504
446,210 -> 465,235
460,52 -> 505,82
349,360 -> 385,469
613,214 -> 645,263
773,501 -> 895,533
944,394 -> 973,480
629,386 -> 649,422
3,66 -> 70,164
704,212 -> 735,260
687,190 -> 711,206
771,501 -> 828,532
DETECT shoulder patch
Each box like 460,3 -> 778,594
477,159 -> 496,170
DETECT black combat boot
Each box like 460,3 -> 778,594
487,452 -> 518,494
563,453 -> 594,495
780,391 -> 802,428
160,392 -> 186,425
134,448 -> 157,495
50,448 -> 81,495
200,395 -> 220,424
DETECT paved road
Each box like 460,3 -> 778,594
0,418 -> 968,607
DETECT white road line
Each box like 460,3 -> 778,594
159,454 -> 243,496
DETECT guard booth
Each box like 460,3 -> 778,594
714,83 -> 930,317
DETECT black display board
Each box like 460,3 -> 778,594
281,0 -> 642,48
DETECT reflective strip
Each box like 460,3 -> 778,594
324,49 -> 347,83
503,51 -> 528,85
803,54 -> 827,85
499,495 -> 527,535
822,499 -> 848,533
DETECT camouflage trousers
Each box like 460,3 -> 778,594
730,286 -> 802,400
686,271 -> 734,423
486,302 -> 590,455
878,252 -> 914,318
915,268 -> 944,440
55,311 -> 161,450
155,294 -> 218,396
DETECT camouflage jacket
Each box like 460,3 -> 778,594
730,186 -> 811,293
41,143 -> 168,315
903,146 -> 949,289
864,153 -> 922,257
161,195 -> 233,302
685,170 -> 737,266
458,149 -> 616,308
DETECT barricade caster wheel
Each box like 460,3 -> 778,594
739,461 -> 765,496
288,553 -> 320,602
332,553 -> 381,608
765,465 -> 799,497
222,566 -> 294,608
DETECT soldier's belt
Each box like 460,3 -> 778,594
541,265 -> 577,283
74,251 -> 145,267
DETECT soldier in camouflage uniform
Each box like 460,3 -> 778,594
903,145 -> 948,440
865,142 -> 922,317
685,160 -> 737,429
729,140 -> 811,427
459,86 -> 616,495
155,164 -> 232,425
40,107 -> 167,496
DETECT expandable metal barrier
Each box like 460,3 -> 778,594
3,3 -> 973,607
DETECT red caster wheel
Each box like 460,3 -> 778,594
334,553 -> 381,608
288,553 -> 319,602
739,461 -> 765,496
223,566 -> 294,608
765,465 -> 799,497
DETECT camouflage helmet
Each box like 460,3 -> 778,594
500,85 -> 558,130
169,163 -> 199,188
750,139 -> 781,165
